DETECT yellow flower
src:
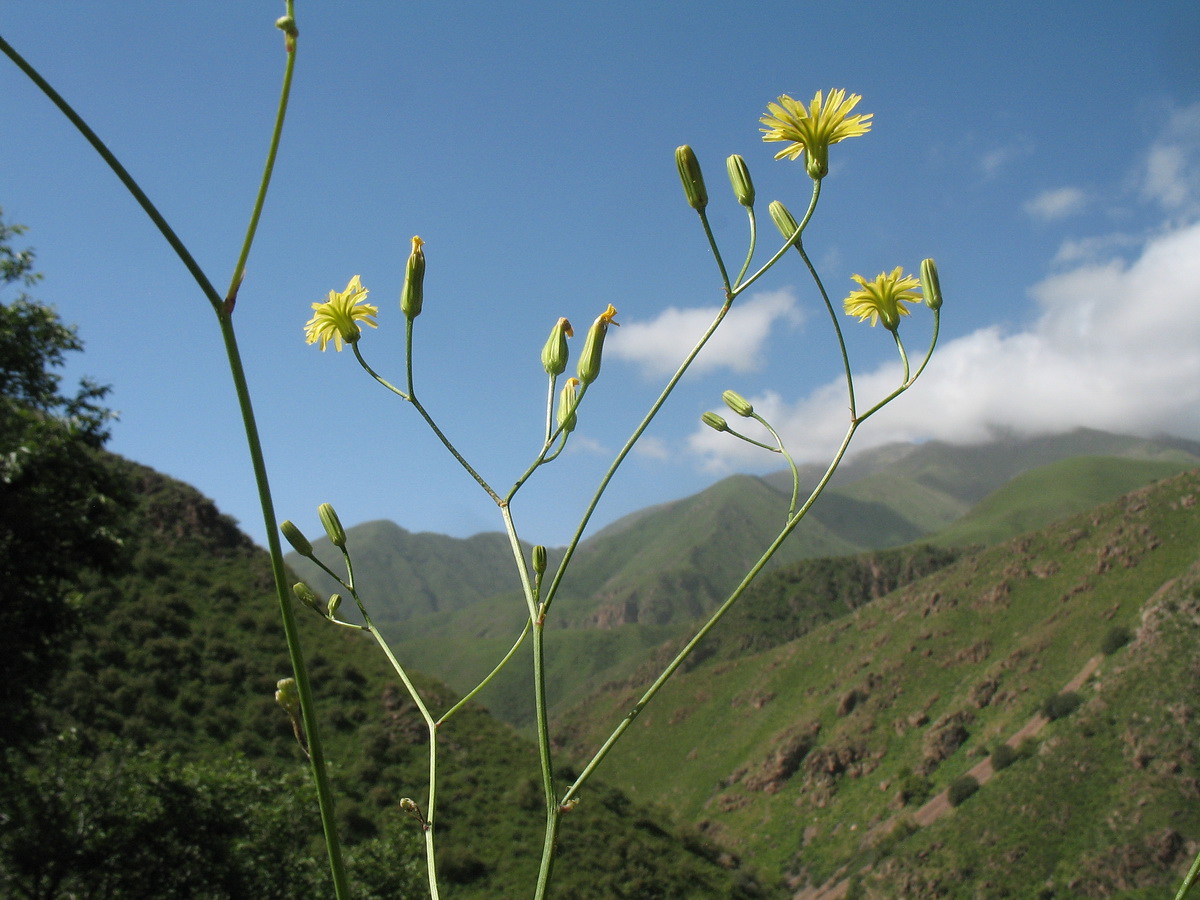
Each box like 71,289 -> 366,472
304,275 -> 379,351
760,89 -> 872,179
843,267 -> 921,331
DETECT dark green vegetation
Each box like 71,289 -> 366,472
0,209 -> 130,741
3,460 -> 775,899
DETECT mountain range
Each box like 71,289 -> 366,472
18,426 -> 1200,897
286,427 -> 1200,728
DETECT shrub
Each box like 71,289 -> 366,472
1042,691 -> 1083,721
896,770 -> 933,806
947,774 -> 980,807
991,742 -> 1018,771
1100,625 -> 1133,655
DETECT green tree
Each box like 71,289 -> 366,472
0,207 -> 130,745
0,733 -> 426,899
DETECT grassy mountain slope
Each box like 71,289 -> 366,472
557,469 -> 1200,895
286,519 -> 549,624
933,454 -> 1197,548
764,428 -> 1200,549
34,459 -> 779,899
359,433 -> 1199,737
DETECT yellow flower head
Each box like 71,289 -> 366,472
843,267 -> 921,331
760,89 -> 872,179
304,275 -> 379,351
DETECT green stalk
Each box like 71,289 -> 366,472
1175,848 -> 1200,900
531,618 -> 561,900
403,318 -> 502,503
437,620 -> 531,725
735,180 -> 820,295
224,2 -> 296,311
562,420 -> 859,805
340,548 -> 442,900
2,16 -> 352,897
0,33 -> 220,314
219,317 -> 350,898
541,182 -> 823,619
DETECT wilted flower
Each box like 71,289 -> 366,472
760,89 -> 872,179
304,275 -> 378,351
843,267 -> 921,331
576,304 -> 619,386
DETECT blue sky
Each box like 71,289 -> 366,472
2,2 -> 1199,549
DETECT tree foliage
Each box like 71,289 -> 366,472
0,207 -> 131,745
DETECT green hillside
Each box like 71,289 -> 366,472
6,459 -> 778,899
932,454 -> 1195,547
558,469 -> 1200,895
337,432 -> 1200,738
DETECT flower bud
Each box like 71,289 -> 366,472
532,545 -> 547,575
701,411 -> 729,432
769,201 -> 800,245
318,503 -> 346,548
541,317 -> 573,376
726,154 -> 755,207
275,16 -> 298,52
722,390 -> 754,417
292,582 -> 319,609
576,304 -> 619,386
401,236 -> 425,319
675,145 -> 708,211
920,258 -> 942,311
280,520 -> 313,557
556,377 -> 580,434
327,593 -> 343,617
275,677 -> 301,718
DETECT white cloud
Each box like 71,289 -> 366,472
980,138 -> 1033,178
609,288 -> 803,378
689,220 -> 1200,470
633,435 -> 670,461
1140,103 -> 1200,214
1024,187 -> 1087,221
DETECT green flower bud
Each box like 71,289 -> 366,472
577,304 -> 619,386
275,677 -> 301,718
722,390 -> 754,417
327,593 -> 343,617
769,200 -> 800,245
726,154 -> 755,207
541,317 -> 573,376
401,236 -> 425,319
701,411 -> 729,432
292,582 -> 319,609
556,377 -> 580,434
280,520 -> 313,557
318,502 -> 346,548
275,16 -> 298,52
675,145 -> 708,211
920,258 -> 942,311
532,545 -> 547,575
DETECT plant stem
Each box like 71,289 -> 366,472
1175,848 -> 1200,900
218,317 -> 350,899
403,318 -> 502,503
224,0 -> 296,312
531,617 -> 561,900
3,18 -> 353,897
437,620 -> 531,726
341,549 -> 442,900
562,420 -> 858,805
0,33 -> 221,314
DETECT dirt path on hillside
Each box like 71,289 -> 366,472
792,654 -> 1105,900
